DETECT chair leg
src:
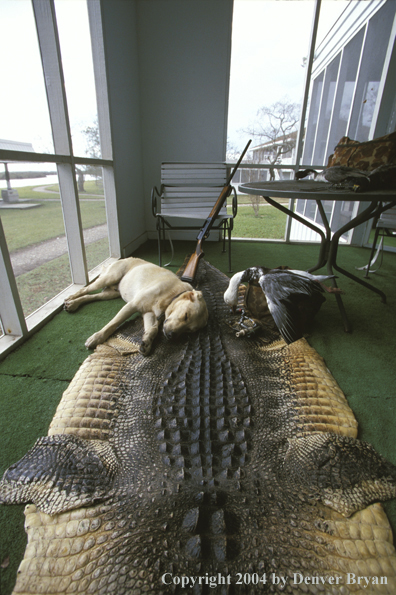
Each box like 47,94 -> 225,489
222,221 -> 226,253
364,226 -> 381,278
157,227 -> 162,267
228,223 -> 232,273
157,219 -> 165,267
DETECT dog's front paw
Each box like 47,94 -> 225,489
64,299 -> 78,312
85,332 -> 103,350
139,340 -> 152,356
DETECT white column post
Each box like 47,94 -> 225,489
87,0 -> 121,259
0,218 -> 28,338
32,0 -> 88,285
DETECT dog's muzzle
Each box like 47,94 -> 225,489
163,328 -> 171,340
162,322 -> 174,340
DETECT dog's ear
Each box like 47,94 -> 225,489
184,290 -> 205,303
178,291 -> 195,302
192,290 -> 204,301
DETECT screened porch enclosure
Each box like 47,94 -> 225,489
291,0 -> 396,245
228,0 -> 396,246
1,0 -> 396,359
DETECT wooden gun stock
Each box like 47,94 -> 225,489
181,140 -> 251,283
180,239 -> 204,283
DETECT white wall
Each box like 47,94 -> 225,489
100,0 -> 234,254
100,0 -> 145,256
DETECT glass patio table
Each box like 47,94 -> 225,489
238,180 -> 396,332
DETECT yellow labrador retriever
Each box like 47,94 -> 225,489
64,257 -> 208,355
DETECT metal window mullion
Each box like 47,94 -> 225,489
57,163 -> 88,283
0,148 -> 113,167
289,0 -> 321,244
87,0 -> 112,161
346,22 -> 368,138
87,0 -> 121,258
295,0 -> 321,170
344,21 -> 369,246
32,0 -> 88,285
369,9 -> 396,138
305,56 -> 326,243
32,0 -> 71,155
311,67 -> 327,163
323,50 -> 343,161
101,166 -> 121,257
0,218 -> 28,337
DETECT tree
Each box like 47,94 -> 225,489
83,119 -> 101,159
78,118 -> 102,191
243,100 -> 300,181
226,140 -> 243,163
227,139 -> 265,217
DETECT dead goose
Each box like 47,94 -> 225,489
224,267 -> 340,344
295,166 -> 370,188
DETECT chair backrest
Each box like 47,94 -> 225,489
160,162 -> 228,219
377,205 -> 396,230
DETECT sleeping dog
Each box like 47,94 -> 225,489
64,257 -> 208,355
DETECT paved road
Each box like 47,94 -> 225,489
10,224 -> 108,277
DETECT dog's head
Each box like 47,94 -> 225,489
163,290 -> 208,339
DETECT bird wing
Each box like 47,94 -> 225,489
260,271 -> 323,344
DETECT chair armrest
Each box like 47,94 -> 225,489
231,185 -> 238,218
151,185 -> 163,217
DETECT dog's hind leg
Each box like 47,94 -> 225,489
64,260 -> 130,309
140,312 -> 160,356
64,287 -> 120,312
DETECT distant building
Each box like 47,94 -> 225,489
251,131 -> 297,181
233,131 -> 298,185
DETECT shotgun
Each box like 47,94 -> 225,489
181,139 -> 252,282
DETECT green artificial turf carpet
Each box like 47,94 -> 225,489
1,239 -> 395,594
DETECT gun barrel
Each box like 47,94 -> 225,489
180,140 -> 251,283
226,139 -> 252,185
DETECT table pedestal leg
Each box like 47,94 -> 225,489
264,195 -> 388,332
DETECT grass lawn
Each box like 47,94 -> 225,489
16,185 -> 60,200
2,189 -> 288,254
1,198 -> 107,252
232,204 -> 287,239
1,185 -> 288,318
16,180 -> 104,199
368,228 -> 396,248
16,238 -> 110,317
228,194 -> 289,207
43,180 -> 104,196
3,183 -> 387,319
17,252 -> 72,316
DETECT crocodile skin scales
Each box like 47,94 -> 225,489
1,260 -> 396,595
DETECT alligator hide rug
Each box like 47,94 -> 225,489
1,260 -> 396,595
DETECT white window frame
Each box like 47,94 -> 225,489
0,0 -> 120,359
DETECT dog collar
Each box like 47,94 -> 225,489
169,290 -> 190,304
